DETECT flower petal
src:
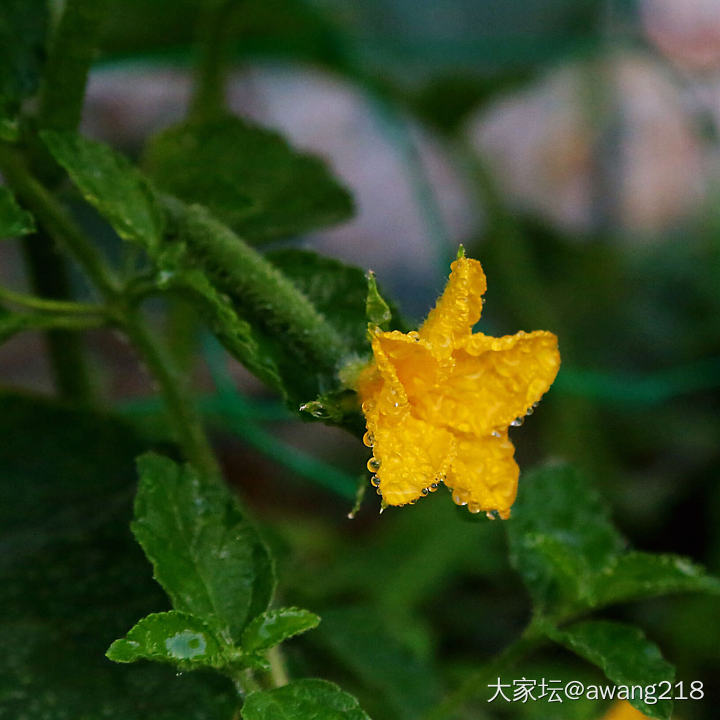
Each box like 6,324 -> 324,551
414,330 -> 560,436
373,330 -> 444,399
367,401 -> 456,506
445,432 -> 519,517
419,256 -> 487,355
357,332 -> 455,506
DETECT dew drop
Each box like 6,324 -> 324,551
485,511 -> 496,520
510,417 -> 525,427
367,457 -> 381,472
370,475 -> 381,487
452,493 -> 467,506
376,488 -> 382,495
362,431 -> 375,447
467,503 -> 482,514
491,430 -> 502,438
421,488 -> 429,496
525,406 -> 534,416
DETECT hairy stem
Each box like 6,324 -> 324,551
169,200 -> 349,372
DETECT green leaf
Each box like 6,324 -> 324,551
107,611 -> 226,670
312,606 -> 441,720
242,607 -> 321,653
144,115 -> 353,243
41,130 -> 164,251
0,0 -> 47,119
242,679 -> 372,720
507,464 -> 720,614
366,271 -> 392,330
0,185 -> 35,237
548,620 -> 675,720
132,453 -> 275,644
507,463 -> 625,612
594,552 -> 720,606
0,393 -> 235,719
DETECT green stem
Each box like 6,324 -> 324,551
17,0 -> 106,401
189,0 -> 236,121
0,146 -> 218,478
267,646 -> 289,688
124,312 -> 220,480
37,0 -> 105,133
424,620 -> 546,720
0,284 -> 105,315
0,145 -> 119,299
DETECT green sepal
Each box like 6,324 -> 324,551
366,271 -> 392,330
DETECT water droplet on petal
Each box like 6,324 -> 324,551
485,511 -> 496,520
362,431 -> 375,447
367,457 -> 381,472
421,488 -> 429,496
510,416 -> 524,427
491,430 -> 501,438
370,475 -> 380,487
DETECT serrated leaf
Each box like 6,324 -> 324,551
107,611 -> 226,670
507,464 -> 720,615
132,453 -> 275,644
366,271 -> 392,330
594,552 -> 720,607
0,185 -> 35,237
41,130 -> 164,251
0,0 -> 47,119
0,393 -> 235,719
242,607 -> 320,653
548,620 -> 675,720
242,679 -> 372,720
507,464 -> 625,612
144,115 -> 353,243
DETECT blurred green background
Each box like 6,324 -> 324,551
1,0 -> 719,719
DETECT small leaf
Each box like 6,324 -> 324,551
507,463 -> 625,612
548,620 -> 675,720
0,185 -> 35,237
242,607 -> 320,653
366,271 -> 391,330
41,130 -> 164,252
132,453 -> 275,644
594,552 -> 720,607
0,0 -> 47,119
241,679 -> 372,720
144,115 -> 353,243
107,611 -> 226,670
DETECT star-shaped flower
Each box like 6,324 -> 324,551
356,253 -> 560,517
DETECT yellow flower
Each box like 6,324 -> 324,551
356,254 -> 560,516
600,701 -> 650,720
